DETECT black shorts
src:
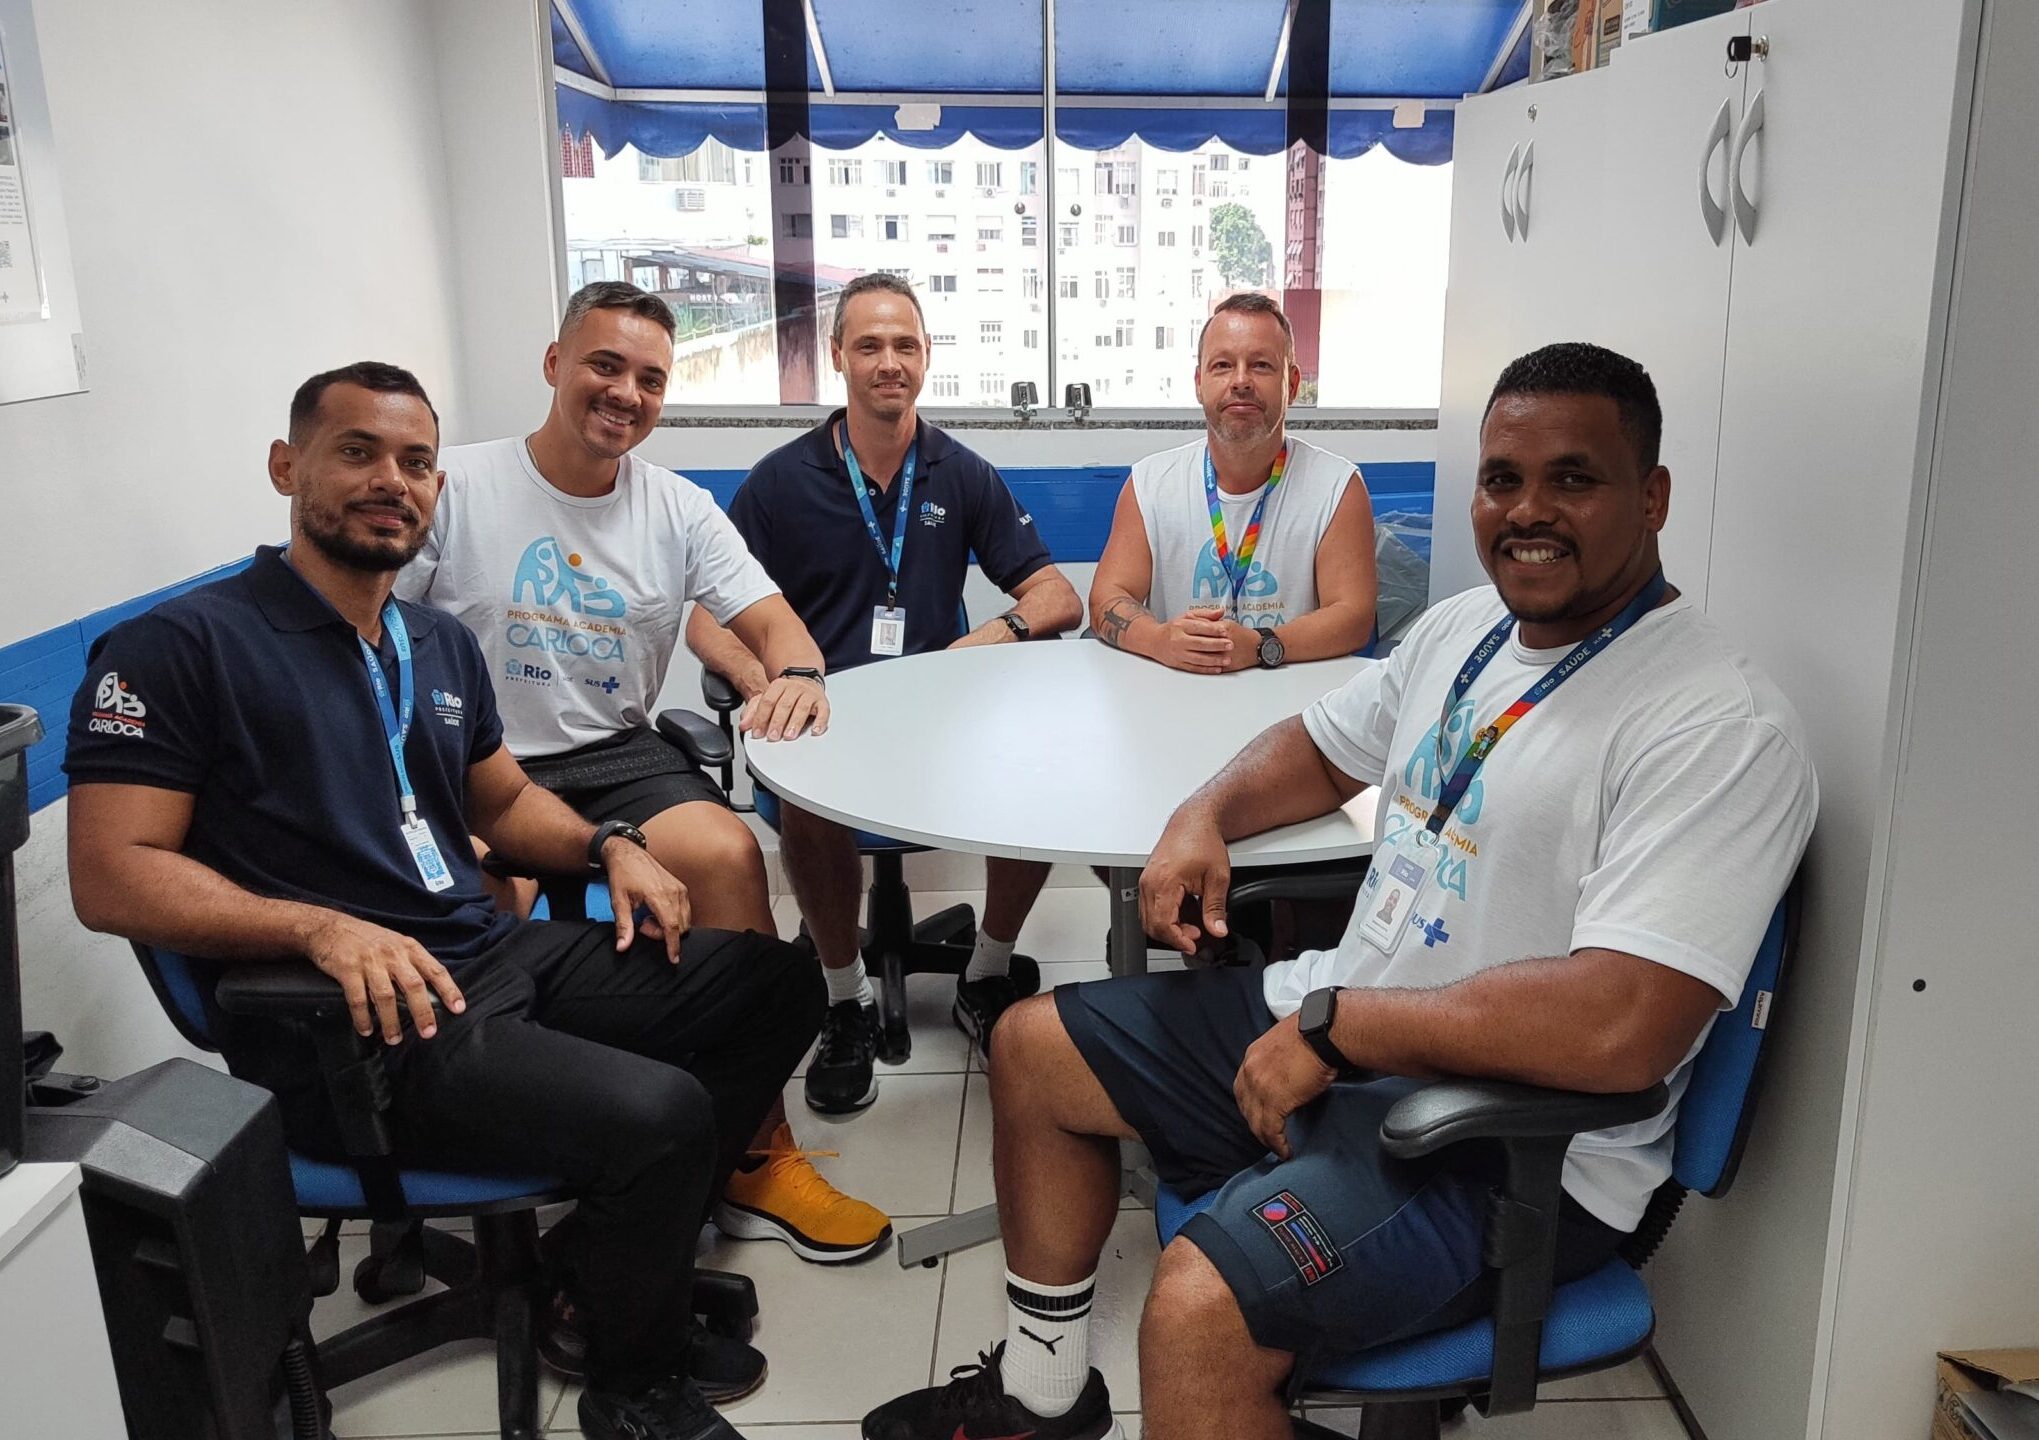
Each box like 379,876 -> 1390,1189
523,731 -> 729,828
1054,967 -> 1625,1358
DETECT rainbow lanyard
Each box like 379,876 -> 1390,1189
1201,443 -> 1288,618
1427,570 -> 1670,839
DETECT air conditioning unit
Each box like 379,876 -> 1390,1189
979,187 -> 996,198
935,242 -> 950,253
934,187 -> 948,198
1160,196 -> 1174,209
674,188 -> 706,211
885,187 -> 898,197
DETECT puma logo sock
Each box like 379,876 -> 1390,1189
1000,1269 -> 1094,1418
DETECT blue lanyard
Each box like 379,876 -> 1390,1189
1427,570 -> 1669,837
357,600 -> 419,823
1200,447 -> 1285,618
841,421 -> 918,607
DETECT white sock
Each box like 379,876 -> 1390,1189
965,933 -> 1017,984
823,957 -> 874,1009
999,1269 -> 1094,1418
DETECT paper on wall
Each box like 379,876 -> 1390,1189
0,23 -> 49,326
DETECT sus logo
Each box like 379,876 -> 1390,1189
510,537 -> 626,619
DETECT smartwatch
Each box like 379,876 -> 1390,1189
997,612 -> 1031,640
779,666 -> 826,687
587,819 -> 649,873
1297,987 -> 1352,1073
1255,628 -> 1286,670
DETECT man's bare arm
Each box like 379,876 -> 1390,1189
952,563 -> 1084,647
1088,482 -> 1168,659
1268,478 -> 1379,662
685,604 -> 771,701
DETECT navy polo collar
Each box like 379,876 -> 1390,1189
801,409 -> 957,479
248,544 -> 439,638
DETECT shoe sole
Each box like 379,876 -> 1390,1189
859,1414 -> 1122,1440
713,1201 -> 894,1264
803,1074 -> 880,1115
552,1351 -> 762,1407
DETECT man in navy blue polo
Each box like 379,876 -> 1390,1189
688,274 -> 1083,1114
63,361 -> 819,1440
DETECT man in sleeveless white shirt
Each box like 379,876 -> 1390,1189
1089,293 -> 1379,673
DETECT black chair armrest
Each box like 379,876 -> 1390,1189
1228,863 -> 1371,911
657,707 -> 734,770
699,668 -> 743,714
1380,1078 -> 1670,1161
215,961 -> 392,1024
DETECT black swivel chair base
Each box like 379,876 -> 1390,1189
1287,1398 -> 1468,1440
861,850 -> 1039,1063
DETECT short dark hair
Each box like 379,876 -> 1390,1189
1485,342 -> 1663,472
560,280 -> 677,342
288,361 -> 438,445
831,271 -> 927,344
1197,291 -> 1294,363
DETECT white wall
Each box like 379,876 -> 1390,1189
0,0 -> 469,648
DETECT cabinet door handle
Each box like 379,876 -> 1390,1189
1699,97 -> 1733,245
1731,88 -> 1766,243
1516,139 -> 1535,240
1503,143 -> 1522,241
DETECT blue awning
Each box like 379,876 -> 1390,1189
552,0 -> 1531,163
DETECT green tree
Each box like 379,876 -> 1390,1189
1210,202 -> 1273,289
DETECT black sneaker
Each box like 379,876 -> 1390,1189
539,1293 -> 765,1404
580,1373 -> 744,1440
804,999 -> 880,1115
862,1344 -> 1120,1440
952,974 -> 1022,1065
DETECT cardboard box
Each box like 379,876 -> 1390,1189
1935,1351 -> 2039,1440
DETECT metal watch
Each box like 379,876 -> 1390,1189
1256,628 -> 1286,669
587,819 -> 648,872
997,611 -> 1031,640
779,665 -> 825,687
1298,987 -> 1351,1073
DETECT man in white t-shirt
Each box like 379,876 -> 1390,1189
400,283 -> 892,1292
1089,293 -> 1378,674
864,343 -> 1817,1440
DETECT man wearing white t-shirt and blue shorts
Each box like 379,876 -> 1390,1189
864,343 -> 1818,1440
401,283 -> 892,1301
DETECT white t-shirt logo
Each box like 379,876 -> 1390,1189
94,672 -> 147,719
510,536 -> 627,619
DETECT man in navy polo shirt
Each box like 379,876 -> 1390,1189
63,361 -> 819,1440
688,273 -> 1083,1114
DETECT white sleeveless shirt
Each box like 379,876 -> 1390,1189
1129,434 -> 1360,627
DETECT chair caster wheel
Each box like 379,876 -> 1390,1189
701,1310 -> 755,1343
921,1258 -> 940,1270
352,1250 -> 426,1304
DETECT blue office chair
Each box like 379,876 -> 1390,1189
133,941 -> 758,1440
1155,880 -> 1800,1440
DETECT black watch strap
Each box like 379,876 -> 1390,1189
779,666 -> 825,686
587,819 -> 648,872
1298,987 -> 1351,1072
998,611 -> 1030,639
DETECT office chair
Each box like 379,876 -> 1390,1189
1156,874 -> 1800,1440
132,943 -> 757,1440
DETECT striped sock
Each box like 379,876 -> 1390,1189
999,1269 -> 1094,1418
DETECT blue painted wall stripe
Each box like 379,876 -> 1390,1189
2,462 -> 1433,812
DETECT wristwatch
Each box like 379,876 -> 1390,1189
997,611 -> 1031,640
587,819 -> 649,873
1298,987 -> 1352,1073
1256,628 -> 1286,670
779,665 -> 826,687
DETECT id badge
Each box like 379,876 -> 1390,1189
870,606 -> 907,657
1356,835 -> 1434,958
401,816 -> 456,893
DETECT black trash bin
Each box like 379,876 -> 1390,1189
1,702 -> 44,1178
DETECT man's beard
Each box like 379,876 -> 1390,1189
1209,403 -> 1280,446
301,501 -> 424,573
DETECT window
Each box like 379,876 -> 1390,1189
1154,325 -> 1175,349
931,332 -> 957,346
1190,269 -> 1205,297
1093,270 -> 1109,301
1155,169 -> 1179,197
928,273 -> 958,293
976,161 -> 1003,189
1057,274 -> 1079,299
1021,216 -> 1039,247
927,214 -> 958,242
579,255 -> 605,284
782,212 -> 811,238
1116,318 -> 1135,348
1157,230 -> 1176,247
977,267 -> 1006,292
830,214 -> 864,239
1023,328 -> 1040,349
639,140 -> 737,184
1209,154 -> 1231,172
1116,224 -> 1137,246
928,160 -> 954,186
1022,268 -> 1043,300
977,217 -> 1003,243
932,375 -> 961,398
778,157 -> 809,186
828,159 -> 864,186
981,320 -> 1004,343
1094,160 -> 1137,196
880,160 -> 908,186
1020,161 -> 1039,195
1210,177 -> 1231,199
1094,217 -> 1110,246
980,374 -> 1006,398
1192,223 -> 1206,250
1056,166 -> 1080,196
1115,267 -> 1136,299
1058,221 -> 1078,248
880,214 -> 908,241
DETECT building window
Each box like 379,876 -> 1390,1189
1023,328 -> 1040,349
1022,269 -> 1043,300
980,374 -> 1006,398
1094,270 -> 1109,301
1209,154 -> 1231,172
778,157 -> 809,186
932,375 -> 961,398
1116,224 -> 1137,246
981,320 -> 1004,344
880,159 -> 908,186
976,161 -> 1003,189
978,217 -> 1004,243
830,214 -> 864,239
638,140 -> 738,185
1058,274 -> 1080,299
1190,269 -> 1205,297
928,273 -> 958,293
782,212 -> 812,239
1094,217 -> 1110,246
928,160 -> 954,186
1058,221 -> 1079,248
1192,223 -> 1206,250
1155,168 -> 1179,197
927,215 -> 958,243
880,214 -> 908,241
1154,325 -> 1175,349
1116,318 -> 1135,348
977,267 -> 1006,292
1020,161 -> 1039,195
1157,230 -> 1176,247
931,332 -> 957,346
578,254 -> 605,283
1115,267 -> 1136,299
1021,216 -> 1039,247
1210,177 -> 1231,199
561,128 -> 596,180
828,159 -> 864,186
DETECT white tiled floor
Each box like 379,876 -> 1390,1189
309,886 -> 1688,1439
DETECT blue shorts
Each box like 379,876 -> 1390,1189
1054,967 -> 1624,1358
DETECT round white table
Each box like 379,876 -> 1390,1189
744,639 -> 1379,1268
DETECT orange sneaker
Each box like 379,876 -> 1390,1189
714,1123 -> 893,1264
